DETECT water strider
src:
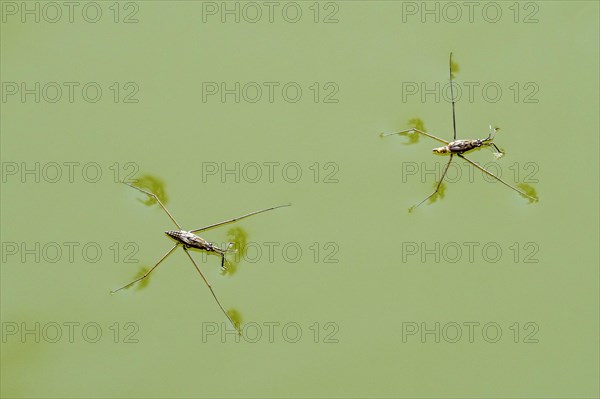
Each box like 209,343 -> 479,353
381,53 -> 539,212
112,181 -> 290,331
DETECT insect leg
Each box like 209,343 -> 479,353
380,128 -> 450,145
458,154 -> 538,201
189,204 -> 291,233
111,244 -> 178,294
123,182 -> 182,229
449,52 -> 457,140
409,154 -> 454,212
182,247 -> 239,333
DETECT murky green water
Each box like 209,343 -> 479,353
1,2 -> 598,398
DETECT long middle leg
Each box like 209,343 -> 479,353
410,154 -> 454,212
380,128 -> 449,145
189,204 -> 290,233
449,52 -> 458,140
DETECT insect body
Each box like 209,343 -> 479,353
434,140 -> 482,154
165,230 -> 234,263
433,127 -> 503,155
381,53 -> 538,211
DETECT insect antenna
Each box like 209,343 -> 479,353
485,125 -> 500,141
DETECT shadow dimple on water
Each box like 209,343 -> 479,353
130,174 -> 168,207
517,183 -> 540,203
221,227 -> 249,277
